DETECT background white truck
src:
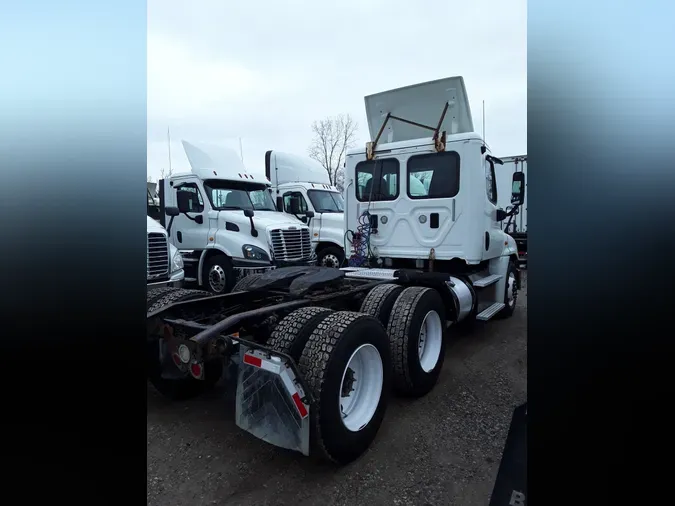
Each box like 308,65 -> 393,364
147,213 -> 185,289
265,150 -> 346,268
495,155 -> 527,266
157,141 -> 314,294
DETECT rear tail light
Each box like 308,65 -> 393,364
190,362 -> 203,380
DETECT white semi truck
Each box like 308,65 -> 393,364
146,213 -> 185,289
146,76 -> 525,466
265,150 -> 346,268
156,141 -> 314,295
496,155 -> 527,266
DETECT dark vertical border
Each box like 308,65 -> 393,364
529,0 -> 674,503
0,0 -> 146,500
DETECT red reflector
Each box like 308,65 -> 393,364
292,392 -> 308,418
243,354 -> 262,368
172,353 -> 181,366
190,363 -> 203,378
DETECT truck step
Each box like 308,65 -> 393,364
476,302 -> 505,321
342,268 -> 398,280
184,277 -> 197,282
473,274 -> 502,288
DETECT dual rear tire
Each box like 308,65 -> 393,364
267,309 -> 391,464
263,284 -> 447,464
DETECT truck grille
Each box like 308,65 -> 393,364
270,228 -> 311,262
147,232 -> 170,279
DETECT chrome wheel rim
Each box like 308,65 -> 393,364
208,264 -> 227,292
321,253 -> 340,268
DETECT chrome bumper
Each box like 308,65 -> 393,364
147,269 -> 185,289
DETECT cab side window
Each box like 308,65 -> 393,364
485,159 -> 498,205
283,191 -> 308,213
175,183 -> 205,213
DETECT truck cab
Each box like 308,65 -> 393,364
147,181 -> 161,221
343,76 -> 524,320
265,150 -> 346,268
158,141 -> 314,294
147,215 -> 185,288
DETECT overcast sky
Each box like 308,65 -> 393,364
147,0 -> 526,182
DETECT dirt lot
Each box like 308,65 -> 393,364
147,273 -> 527,506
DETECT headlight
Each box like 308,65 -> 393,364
242,244 -> 270,262
172,251 -> 184,271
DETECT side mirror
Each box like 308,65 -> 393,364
496,209 -> 507,222
305,211 -> 315,219
511,172 -> 526,206
165,206 -> 179,217
243,209 -> 255,218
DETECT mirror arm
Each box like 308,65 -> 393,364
166,216 -> 175,236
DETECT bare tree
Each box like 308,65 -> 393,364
147,175 -> 154,183
159,167 -> 173,180
308,114 -> 358,192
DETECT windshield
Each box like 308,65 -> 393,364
203,179 -> 277,211
307,190 -> 344,213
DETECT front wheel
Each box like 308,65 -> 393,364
203,254 -> 234,294
316,246 -> 345,269
497,260 -> 518,319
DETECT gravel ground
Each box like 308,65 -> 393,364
148,272 -> 527,506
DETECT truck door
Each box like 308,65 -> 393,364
483,158 -> 504,259
171,177 -> 211,251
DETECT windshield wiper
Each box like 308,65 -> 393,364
218,205 -> 243,210
317,208 -> 339,213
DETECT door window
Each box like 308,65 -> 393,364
175,182 -> 204,212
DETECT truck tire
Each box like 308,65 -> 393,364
387,287 -> 447,397
147,339 -> 223,401
266,307 -> 334,362
316,246 -> 345,269
232,273 -> 264,292
299,311 -> 391,465
359,283 -> 404,327
147,287 -> 180,310
147,288 -> 211,314
496,260 -> 518,319
203,254 -> 234,294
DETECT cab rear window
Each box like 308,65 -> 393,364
355,158 -> 399,202
407,151 -> 460,199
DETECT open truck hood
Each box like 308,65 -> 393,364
228,210 -> 306,230
182,140 -> 268,183
265,150 -> 330,187
364,76 -> 474,143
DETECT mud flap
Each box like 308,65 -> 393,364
235,345 -> 311,456
489,402 -> 527,506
